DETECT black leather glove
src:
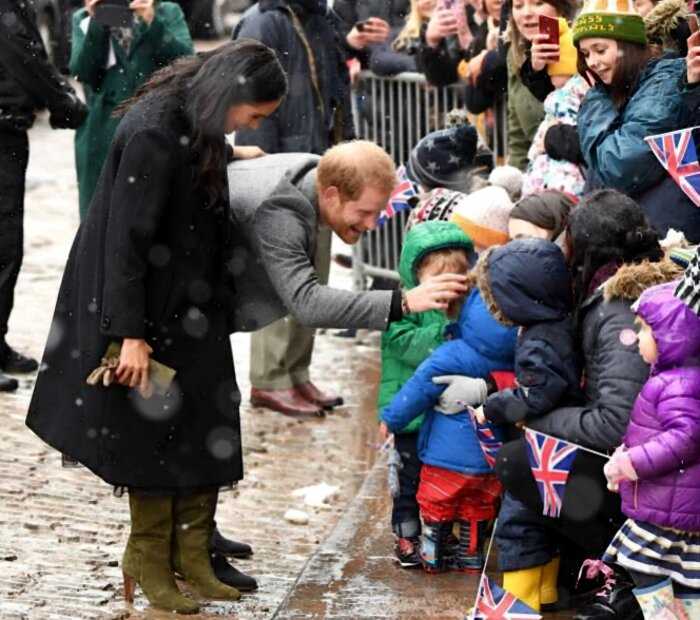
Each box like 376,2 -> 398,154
49,93 -> 88,130
544,123 -> 585,166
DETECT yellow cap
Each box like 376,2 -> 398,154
547,19 -> 578,78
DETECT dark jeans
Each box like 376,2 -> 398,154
0,131 -> 29,339
392,432 -> 422,538
495,438 -> 624,571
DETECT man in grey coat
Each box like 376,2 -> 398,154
227,141 -> 469,415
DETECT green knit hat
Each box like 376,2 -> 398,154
573,0 -> 647,45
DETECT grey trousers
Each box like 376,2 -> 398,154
249,225 -> 332,390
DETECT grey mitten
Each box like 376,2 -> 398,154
433,376 -> 488,414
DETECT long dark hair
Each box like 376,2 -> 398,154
567,189 -> 662,306
577,40 -> 651,108
117,39 -> 288,206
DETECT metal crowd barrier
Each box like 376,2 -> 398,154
350,70 -> 508,291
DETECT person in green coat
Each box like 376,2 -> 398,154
505,0 -> 576,170
70,0 -> 193,219
377,220 -> 474,569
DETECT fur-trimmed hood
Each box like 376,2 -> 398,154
474,239 -> 572,327
603,259 -> 683,302
644,0 -> 688,47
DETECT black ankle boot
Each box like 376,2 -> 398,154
452,519 -> 487,572
419,521 -> 452,573
0,371 -> 18,392
210,522 -> 253,558
573,562 -> 642,620
0,341 -> 38,374
211,553 -> 258,592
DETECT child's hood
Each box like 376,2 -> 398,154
456,288 -> 517,367
398,221 -> 475,289
635,280 -> 700,369
476,238 -> 572,327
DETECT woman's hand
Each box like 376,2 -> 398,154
466,50 -> 487,84
378,421 -> 391,442
426,8 -> 460,48
404,273 -> 469,313
346,17 -> 390,50
86,0 -> 102,17
530,33 -> 561,72
687,30 -> 700,84
116,338 -> 153,395
130,0 -> 155,25
233,145 -> 266,160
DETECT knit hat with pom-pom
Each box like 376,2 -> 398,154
573,0 -> 647,45
450,185 -> 514,249
488,165 -> 524,202
406,124 -> 479,192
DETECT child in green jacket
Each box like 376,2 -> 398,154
378,220 -> 474,568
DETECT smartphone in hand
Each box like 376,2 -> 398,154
539,14 -> 560,47
439,0 -> 473,49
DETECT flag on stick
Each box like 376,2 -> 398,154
469,409 -> 503,469
524,428 -> 579,518
377,165 -> 419,226
645,127 -> 700,208
472,575 -> 542,619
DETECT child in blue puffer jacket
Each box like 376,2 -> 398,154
381,286 -> 517,573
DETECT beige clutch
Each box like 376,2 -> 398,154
86,342 -> 176,398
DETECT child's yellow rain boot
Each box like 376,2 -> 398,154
540,556 -> 560,609
503,565 -> 543,611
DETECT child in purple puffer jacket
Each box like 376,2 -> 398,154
603,281 -> 700,620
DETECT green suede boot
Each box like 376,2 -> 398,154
122,493 -> 199,614
173,491 -> 241,601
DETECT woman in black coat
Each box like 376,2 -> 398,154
25,40 -> 288,614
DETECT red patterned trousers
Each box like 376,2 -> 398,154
416,464 -> 502,523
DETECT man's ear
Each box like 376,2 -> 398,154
320,185 -> 340,204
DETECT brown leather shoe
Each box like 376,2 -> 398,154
250,387 -> 323,416
294,382 -> 344,409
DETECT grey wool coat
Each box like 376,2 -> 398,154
226,153 -> 393,333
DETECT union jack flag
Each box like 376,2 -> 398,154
471,576 -> 542,619
377,165 -> 419,226
645,127 -> 700,208
524,429 -> 579,518
469,409 -> 502,469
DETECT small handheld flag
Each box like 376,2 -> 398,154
524,428 -> 579,518
469,409 -> 503,469
377,165 -> 419,226
645,127 -> 700,208
472,575 -> 542,619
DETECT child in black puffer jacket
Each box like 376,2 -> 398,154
474,237 -> 583,425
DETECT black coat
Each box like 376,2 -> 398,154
478,239 -> 583,425
26,92 -> 242,489
528,260 -> 682,451
0,0 -> 86,132
232,0 -> 355,155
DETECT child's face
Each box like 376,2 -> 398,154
636,317 -> 658,365
418,262 -> 454,283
